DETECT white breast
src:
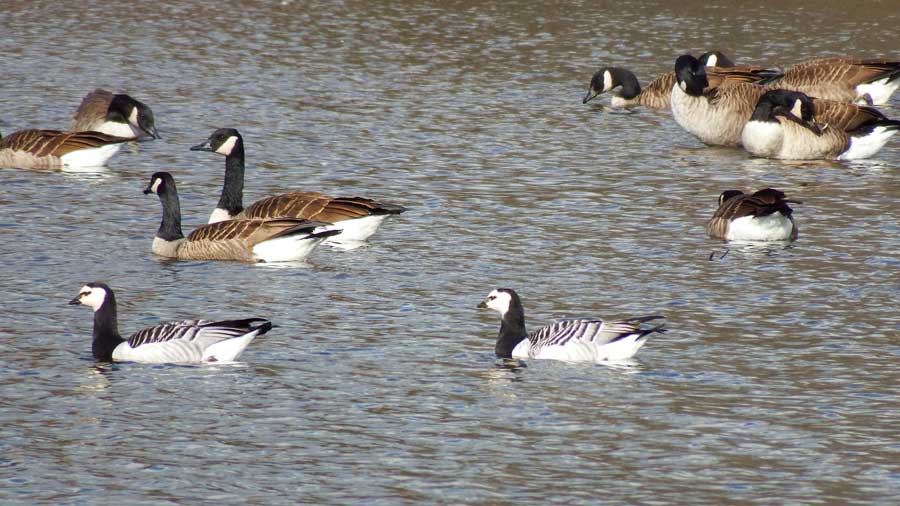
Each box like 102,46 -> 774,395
726,214 -> 794,241
59,144 -> 123,168
741,120 -> 784,158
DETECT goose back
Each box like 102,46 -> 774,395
0,129 -> 128,169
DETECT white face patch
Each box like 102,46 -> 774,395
679,80 -> 687,92
705,54 -> 718,67
602,70 -> 613,92
150,177 -> 163,194
78,285 -> 108,311
215,136 -> 238,156
129,107 -> 139,127
483,289 -> 512,316
790,99 -> 804,119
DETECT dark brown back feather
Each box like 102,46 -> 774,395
0,129 -> 129,156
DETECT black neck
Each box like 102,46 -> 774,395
495,305 -> 527,358
611,68 -> 641,99
216,145 -> 246,216
92,294 -> 124,361
157,183 -> 185,241
750,98 -> 778,123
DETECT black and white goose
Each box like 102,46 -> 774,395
0,129 -> 130,169
144,172 -> 339,263
69,282 -> 271,363
69,89 -> 159,140
707,188 -> 799,241
741,89 -> 900,160
478,288 -> 666,363
190,128 -> 406,246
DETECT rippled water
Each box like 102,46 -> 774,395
2,1 -> 899,504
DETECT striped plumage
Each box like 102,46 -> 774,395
144,171 -> 339,263
707,188 -> 799,241
478,288 -> 666,363
742,89 -> 900,160
0,129 -> 129,169
69,89 -> 160,139
69,282 -> 272,364
191,128 -> 406,245
583,55 -> 777,110
757,58 -> 900,105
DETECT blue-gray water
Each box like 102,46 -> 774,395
1,1 -> 898,504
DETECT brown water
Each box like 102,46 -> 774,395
1,1 -> 899,505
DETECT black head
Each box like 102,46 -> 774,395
583,67 -> 640,104
755,89 -> 815,122
674,55 -> 707,96
110,94 -> 159,139
718,190 -> 744,206
143,171 -> 175,195
190,128 -> 243,156
698,51 -> 735,68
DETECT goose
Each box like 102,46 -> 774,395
69,282 -> 271,363
670,54 -> 773,146
742,89 -> 900,160
478,288 -> 666,363
757,57 -> 900,105
583,52 -> 776,109
69,89 -> 160,140
707,188 -> 799,241
143,171 -> 340,262
0,129 -> 130,169
190,128 -> 406,245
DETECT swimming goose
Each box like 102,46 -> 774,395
70,282 -> 271,363
69,89 -> 160,139
670,54 -> 773,146
0,129 -> 130,169
478,288 -> 666,363
757,57 -> 900,105
143,171 -> 339,262
190,128 -> 406,244
707,188 -> 799,241
742,89 -> 900,160
583,55 -> 775,110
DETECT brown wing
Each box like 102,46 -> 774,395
0,129 -> 128,157
708,67 -> 779,87
811,99 -> 886,131
706,82 -> 767,117
69,89 -> 114,132
186,218 -> 322,244
785,58 -> 900,85
240,192 -> 403,223
706,189 -> 791,238
638,72 -> 676,109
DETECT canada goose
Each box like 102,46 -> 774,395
478,288 -> 666,363
698,51 -> 736,68
190,128 -> 406,244
707,188 -> 799,241
670,54 -> 772,146
0,129 -> 130,169
143,172 -> 339,263
742,89 -> 900,160
757,58 -> 900,105
69,282 -> 271,363
69,89 -> 159,139
583,52 -> 776,109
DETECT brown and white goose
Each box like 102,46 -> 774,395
742,89 -> 900,160
707,188 -> 799,241
190,128 -> 406,245
0,129 -> 130,169
69,89 -> 159,139
143,172 -> 339,263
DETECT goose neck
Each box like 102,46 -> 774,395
91,294 -> 124,361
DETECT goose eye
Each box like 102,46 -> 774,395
488,296 -> 496,300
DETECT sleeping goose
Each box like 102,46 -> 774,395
478,288 -> 666,363
757,57 -> 900,105
190,128 -> 406,245
69,282 -> 271,363
670,54 -> 772,146
144,171 -> 339,263
0,129 -> 130,169
583,53 -> 776,109
707,188 -> 799,241
742,89 -> 900,160
69,89 -> 160,140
